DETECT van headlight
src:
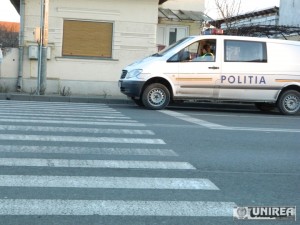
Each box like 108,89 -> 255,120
126,69 -> 143,79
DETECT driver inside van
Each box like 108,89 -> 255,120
192,41 -> 215,62
202,44 -> 214,57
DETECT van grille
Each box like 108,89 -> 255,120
120,70 -> 127,79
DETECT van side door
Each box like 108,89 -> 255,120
168,39 -> 221,99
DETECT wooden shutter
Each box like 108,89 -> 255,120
62,20 -> 112,58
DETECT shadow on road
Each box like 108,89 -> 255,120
166,102 -> 300,116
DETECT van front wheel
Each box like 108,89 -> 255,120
142,83 -> 170,110
277,90 -> 300,115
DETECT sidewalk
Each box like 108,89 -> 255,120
0,92 -> 133,105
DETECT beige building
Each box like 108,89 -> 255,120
6,0 -> 208,96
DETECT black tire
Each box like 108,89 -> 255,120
142,83 -> 170,110
255,103 -> 276,112
132,98 -> 144,107
277,90 -> 300,115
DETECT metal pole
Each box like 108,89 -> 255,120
16,0 -> 25,91
40,0 -> 49,95
0,46 -> 3,78
36,0 -> 44,95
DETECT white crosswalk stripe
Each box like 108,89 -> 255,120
0,199 -> 236,216
0,100 -> 236,219
0,175 -> 219,190
0,118 -> 145,127
0,158 -> 195,169
0,145 -> 178,156
0,125 -> 155,135
0,112 -> 130,119
0,115 -> 137,123
0,134 -> 165,144
0,101 -> 113,109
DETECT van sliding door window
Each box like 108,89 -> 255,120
225,40 -> 267,63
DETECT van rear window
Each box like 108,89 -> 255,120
225,40 -> 267,63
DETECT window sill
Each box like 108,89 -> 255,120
55,56 -> 118,62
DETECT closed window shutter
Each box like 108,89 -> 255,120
62,20 -> 113,58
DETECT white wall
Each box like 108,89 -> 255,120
0,48 -> 18,92
279,0 -> 300,26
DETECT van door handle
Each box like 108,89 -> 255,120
208,66 -> 219,69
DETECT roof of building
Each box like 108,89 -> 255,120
0,21 -> 20,32
10,0 -> 20,12
226,25 -> 300,39
159,0 -> 168,4
210,6 -> 279,27
159,8 -> 212,22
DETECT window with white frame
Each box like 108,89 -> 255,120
157,25 -> 189,49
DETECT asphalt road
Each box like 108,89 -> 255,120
0,100 -> 298,225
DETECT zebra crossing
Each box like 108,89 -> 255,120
0,100 -> 236,221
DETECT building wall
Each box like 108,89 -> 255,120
0,48 -> 19,92
279,0 -> 300,27
20,0 -> 159,96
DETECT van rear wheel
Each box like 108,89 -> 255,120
142,83 -> 170,110
277,90 -> 300,115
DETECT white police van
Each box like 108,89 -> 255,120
119,33 -> 300,115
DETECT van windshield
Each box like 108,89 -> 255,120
153,37 -> 194,57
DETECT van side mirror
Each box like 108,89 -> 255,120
167,50 -> 191,63
181,51 -> 191,61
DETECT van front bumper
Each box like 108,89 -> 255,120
119,80 -> 145,98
